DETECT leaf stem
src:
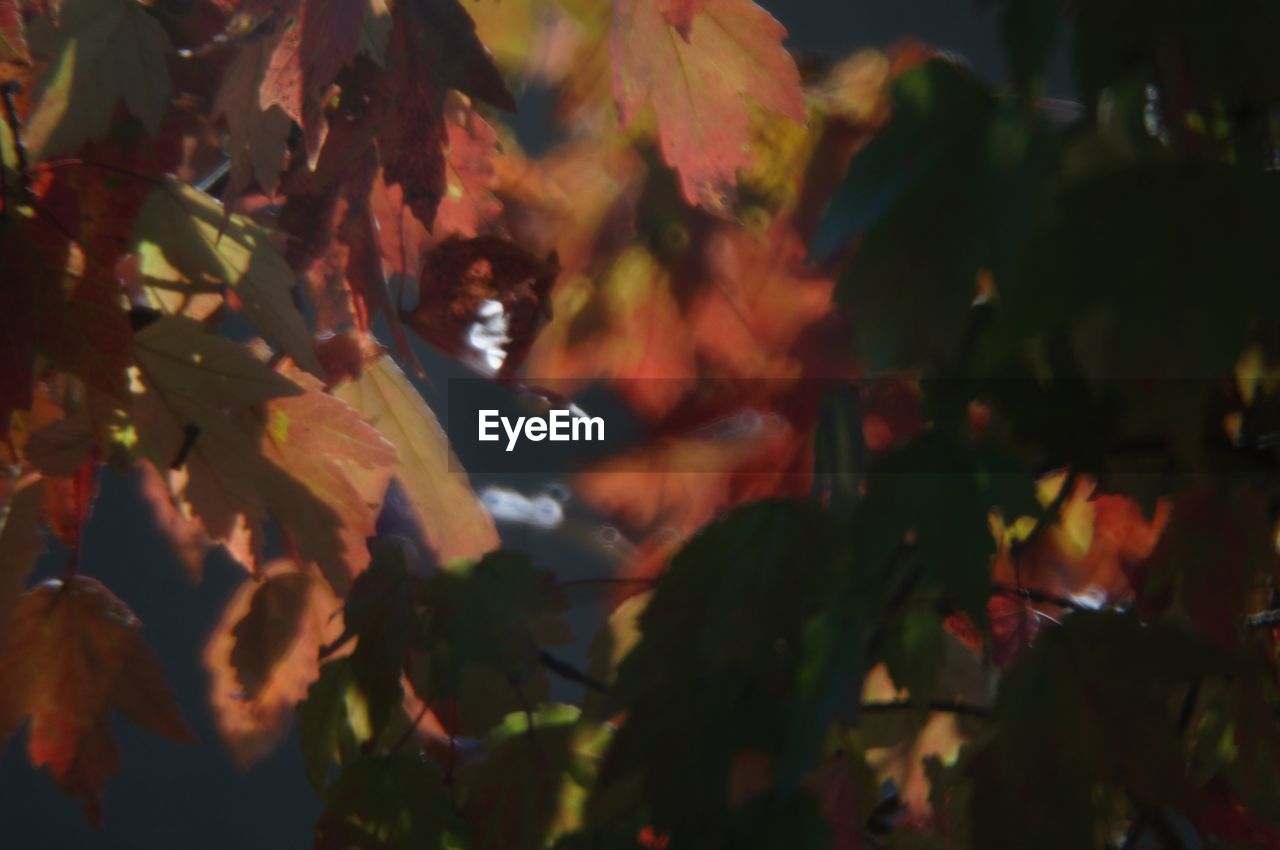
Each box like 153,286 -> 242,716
538,649 -> 610,694
859,698 -> 991,718
390,702 -> 431,754
1,81 -> 31,202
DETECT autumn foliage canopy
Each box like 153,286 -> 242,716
3,0 -> 1280,847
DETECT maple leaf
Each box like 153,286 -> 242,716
592,500 -> 841,847
129,315 -> 303,544
230,570 -> 314,697
0,0 -> 29,65
373,0 -> 514,229
132,177 -> 323,375
990,471 -> 1169,606
0,473 -> 43,636
136,461 -> 224,580
459,705 -> 612,850
204,559 -> 341,768
0,576 -> 194,825
402,235 -> 558,376
23,0 -> 172,160
433,93 -> 504,238
40,454 -> 97,552
214,37 -> 293,202
132,316 -> 304,425
297,657 -> 373,789
527,246 -> 696,418
0,213 -> 131,426
1129,484 -> 1278,649
860,644 -> 986,819
255,363 -> 397,591
314,754 -> 455,850
969,613 -> 1219,850
321,538 -> 418,732
610,0 -> 804,214
258,0 -> 368,167
409,550 -> 572,734
332,349 -> 499,563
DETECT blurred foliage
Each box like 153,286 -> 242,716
2,0 -> 1280,848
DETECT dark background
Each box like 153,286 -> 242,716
0,2 -> 1067,847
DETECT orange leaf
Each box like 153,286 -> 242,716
204,559 -> 342,768
0,577 -> 194,826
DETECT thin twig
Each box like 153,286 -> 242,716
390,702 -> 431,754
1,81 -> 31,201
859,698 -> 991,718
556,576 -> 658,590
991,581 -> 1092,614
36,157 -> 165,187
539,649 -> 610,694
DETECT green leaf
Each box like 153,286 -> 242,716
23,0 -> 172,159
881,605 -> 946,713
813,59 -> 1055,371
863,432 -> 1039,621
969,612 -> 1221,850
298,659 -> 374,791
728,789 -> 832,850
314,754 -> 456,850
589,500 -> 842,848
132,177 -> 322,375
334,540 -> 419,735
132,316 -> 304,420
1003,163 -> 1280,382
459,705 -> 612,850
413,551 -> 572,735
994,0 -> 1062,93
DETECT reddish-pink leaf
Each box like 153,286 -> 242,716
0,0 -> 30,65
258,0 -> 367,167
375,0 -> 514,229
610,0 -> 804,213
655,0 -> 706,38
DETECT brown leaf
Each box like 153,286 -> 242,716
0,576 -> 194,826
205,559 -> 342,768
0,473 -> 44,637
402,235 -> 558,376
215,37 -> 293,201
230,572 -> 313,698
0,216 -> 131,428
